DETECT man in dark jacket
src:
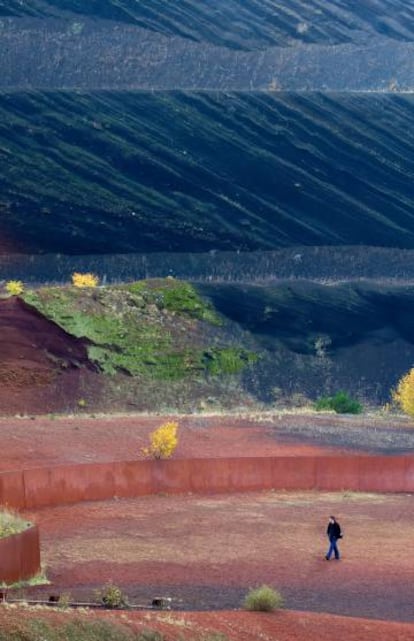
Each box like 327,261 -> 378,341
325,515 -> 342,560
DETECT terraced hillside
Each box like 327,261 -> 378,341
2,91 -> 414,254
1,1 -> 414,254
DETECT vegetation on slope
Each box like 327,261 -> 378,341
22,278 -> 256,380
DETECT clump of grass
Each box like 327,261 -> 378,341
243,585 -> 284,612
0,510 -> 30,539
203,348 -> 258,375
6,569 -> 50,590
315,391 -> 362,414
56,592 -> 72,609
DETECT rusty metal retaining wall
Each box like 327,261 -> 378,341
1,456 -> 412,584
1,456 -> 414,510
0,525 -> 41,584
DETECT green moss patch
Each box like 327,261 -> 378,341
23,279 -> 255,380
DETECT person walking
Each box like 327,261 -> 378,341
325,515 -> 342,560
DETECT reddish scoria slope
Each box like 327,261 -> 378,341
0,297 -> 95,414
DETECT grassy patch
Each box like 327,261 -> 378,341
125,279 -> 221,325
203,347 -> 258,375
0,618 -> 141,641
23,279 -> 254,381
5,569 -> 50,590
0,611 -> 231,641
0,510 -> 31,539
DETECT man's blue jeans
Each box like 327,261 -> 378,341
326,537 -> 340,560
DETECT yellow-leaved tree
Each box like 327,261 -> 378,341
393,368 -> 414,417
143,421 -> 179,459
71,272 -> 99,288
5,280 -> 24,296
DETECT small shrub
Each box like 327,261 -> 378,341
71,272 -> 99,288
97,582 -> 128,608
315,391 -> 362,414
5,280 -> 24,296
243,585 -> 284,612
393,368 -> 414,417
142,421 -> 179,459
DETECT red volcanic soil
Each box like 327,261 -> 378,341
0,607 -> 413,641
25,492 -> 414,621
0,413 -> 375,471
0,297 -> 96,415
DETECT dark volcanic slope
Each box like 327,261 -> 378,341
2,2 -> 414,254
197,280 -> 414,404
1,91 -> 414,254
2,15 -> 414,91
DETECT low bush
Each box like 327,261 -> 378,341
315,391 -> 362,414
97,582 -> 128,609
243,584 -> 284,612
